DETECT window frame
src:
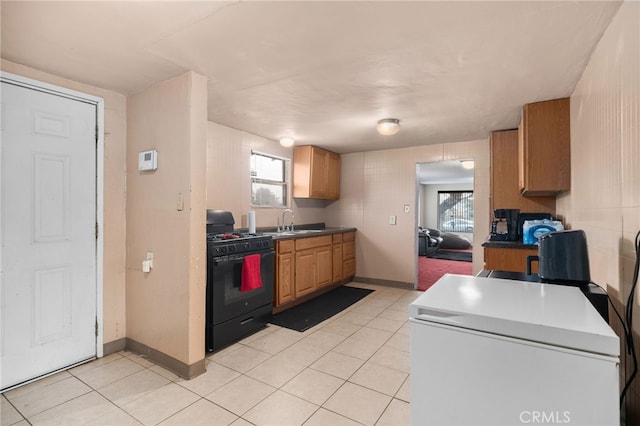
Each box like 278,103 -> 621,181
437,190 -> 474,232
250,150 -> 290,208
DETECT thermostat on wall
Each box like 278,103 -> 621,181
138,149 -> 158,171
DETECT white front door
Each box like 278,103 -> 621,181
1,80 -> 97,390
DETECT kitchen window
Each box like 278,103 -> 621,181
437,190 -> 474,233
250,152 -> 289,207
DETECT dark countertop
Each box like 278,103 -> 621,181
481,238 -> 538,249
261,226 -> 357,241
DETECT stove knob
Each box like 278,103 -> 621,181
221,247 -> 227,254
229,246 -> 235,253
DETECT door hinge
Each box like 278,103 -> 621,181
95,222 -> 99,239
95,319 -> 99,337
95,124 -> 99,142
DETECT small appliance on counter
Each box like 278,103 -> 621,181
524,229 -> 609,322
489,208 -> 520,241
527,229 -> 591,286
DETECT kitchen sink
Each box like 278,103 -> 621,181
263,229 -> 325,236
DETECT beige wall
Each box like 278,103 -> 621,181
0,60 -> 128,346
557,0 -> 639,417
207,122 -> 489,286
324,140 -> 490,285
126,71 -> 207,366
207,122 -> 328,228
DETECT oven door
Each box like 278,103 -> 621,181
207,248 -> 275,326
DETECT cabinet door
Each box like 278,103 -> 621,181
309,148 -> 329,198
316,245 -> 333,288
333,243 -> 343,283
343,258 -> 356,279
490,130 -> 555,213
483,247 -> 538,273
276,252 -> 294,306
295,248 -> 316,297
519,98 -> 570,195
342,232 -> 356,280
327,152 -> 340,199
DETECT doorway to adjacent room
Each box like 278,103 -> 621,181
415,160 -> 474,290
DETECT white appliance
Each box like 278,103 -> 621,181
409,274 -> 619,426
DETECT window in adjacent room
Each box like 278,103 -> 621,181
250,151 -> 289,207
437,190 -> 474,233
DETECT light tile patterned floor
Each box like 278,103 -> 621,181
1,283 -> 420,426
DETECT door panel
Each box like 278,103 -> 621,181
1,81 -> 97,390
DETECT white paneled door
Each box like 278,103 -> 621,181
1,80 -> 97,390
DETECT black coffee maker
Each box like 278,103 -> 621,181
490,209 -> 520,241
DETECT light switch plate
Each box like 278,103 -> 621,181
389,215 -> 397,225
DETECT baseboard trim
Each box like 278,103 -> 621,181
353,276 -> 414,290
103,338 -> 126,355
125,338 -> 206,380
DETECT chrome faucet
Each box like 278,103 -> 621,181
278,208 -> 295,232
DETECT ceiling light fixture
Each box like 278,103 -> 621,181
279,137 -> 295,148
460,160 -> 475,169
376,118 -> 400,136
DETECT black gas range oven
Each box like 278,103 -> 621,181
206,210 -> 274,352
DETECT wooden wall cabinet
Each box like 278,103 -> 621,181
490,129 -> 556,214
484,247 -> 538,274
518,98 -> 570,195
293,146 -> 341,199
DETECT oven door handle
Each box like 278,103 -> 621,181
212,254 -> 253,264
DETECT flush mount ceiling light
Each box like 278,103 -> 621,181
279,137 -> 295,148
376,118 -> 400,136
460,160 -> 475,169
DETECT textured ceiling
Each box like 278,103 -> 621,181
1,1 -> 621,153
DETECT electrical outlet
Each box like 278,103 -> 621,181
404,204 -> 410,213
389,215 -> 397,225
145,252 -> 153,269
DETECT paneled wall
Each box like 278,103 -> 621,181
206,122 -> 328,229
556,1 -> 640,419
325,139 -> 490,284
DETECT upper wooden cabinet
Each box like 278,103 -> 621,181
293,146 -> 341,199
490,129 -> 555,214
518,98 -> 570,195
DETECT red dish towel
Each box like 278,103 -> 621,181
241,254 -> 263,292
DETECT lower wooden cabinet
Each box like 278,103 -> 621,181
483,246 -> 538,273
275,240 -> 294,305
274,231 -> 356,312
342,232 -> 356,280
294,248 -> 316,298
332,234 -> 343,282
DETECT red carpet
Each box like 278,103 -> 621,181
418,251 -> 472,291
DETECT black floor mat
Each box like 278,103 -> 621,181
271,286 -> 374,332
427,250 -> 473,262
